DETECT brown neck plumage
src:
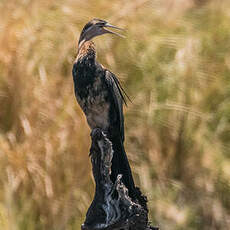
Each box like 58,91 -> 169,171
76,40 -> 96,61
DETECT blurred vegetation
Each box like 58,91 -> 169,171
0,0 -> 230,229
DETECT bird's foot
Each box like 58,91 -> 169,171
91,128 -> 104,141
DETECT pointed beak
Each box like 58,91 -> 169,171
103,23 -> 125,38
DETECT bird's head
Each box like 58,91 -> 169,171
78,19 -> 124,48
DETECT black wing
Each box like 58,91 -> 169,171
104,69 -> 128,142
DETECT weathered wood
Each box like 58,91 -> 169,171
81,128 -> 159,230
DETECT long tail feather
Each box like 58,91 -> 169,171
110,136 -> 136,199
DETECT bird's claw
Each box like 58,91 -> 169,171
91,128 -> 103,140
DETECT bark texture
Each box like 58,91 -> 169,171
81,128 -> 159,230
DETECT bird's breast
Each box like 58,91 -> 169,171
75,74 -> 110,131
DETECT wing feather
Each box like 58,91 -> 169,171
105,70 -> 128,142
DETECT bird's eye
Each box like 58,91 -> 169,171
97,23 -> 105,27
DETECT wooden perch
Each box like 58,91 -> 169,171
81,128 -> 159,230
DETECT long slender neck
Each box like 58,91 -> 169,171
76,40 -> 96,62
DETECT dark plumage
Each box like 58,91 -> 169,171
72,19 -> 137,200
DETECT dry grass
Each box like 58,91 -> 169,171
0,0 -> 230,229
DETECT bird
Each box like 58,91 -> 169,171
72,19 -> 137,200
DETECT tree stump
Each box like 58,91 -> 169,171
81,128 -> 159,230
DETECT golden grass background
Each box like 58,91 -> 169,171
0,0 -> 230,229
